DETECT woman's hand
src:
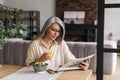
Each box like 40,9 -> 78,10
80,59 -> 90,70
36,52 -> 52,62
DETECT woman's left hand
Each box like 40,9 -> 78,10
80,59 -> 90,70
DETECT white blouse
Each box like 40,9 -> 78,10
26,39 -> 75,67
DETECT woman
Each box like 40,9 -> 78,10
26,16 -> 90,70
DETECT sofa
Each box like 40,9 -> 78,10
0,38 -> 117,74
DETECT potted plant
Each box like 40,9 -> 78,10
0,5 -> 28,49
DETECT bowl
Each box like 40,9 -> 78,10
33,65 -> 47,72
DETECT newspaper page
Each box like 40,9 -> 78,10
58,54 -> 95,71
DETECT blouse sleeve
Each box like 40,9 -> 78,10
25,40 -> 40,66
62,40 -> 76,63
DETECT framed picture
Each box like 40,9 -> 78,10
64,11 -> 85,24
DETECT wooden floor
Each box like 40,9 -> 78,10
90,55 -> 120,80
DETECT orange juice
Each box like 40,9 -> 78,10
47,51 -> 53,57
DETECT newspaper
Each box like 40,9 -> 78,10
58,54 -> 95,71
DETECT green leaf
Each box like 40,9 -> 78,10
0,21 -> 4,27
42,63 -> 48,67
14,9 -> 24,20
20,23 -> 28,29
6,28 -> 11,36
10,29 -> 18,37
16,9 -> 23,16
6,11 -> 14,20
19,29 -> 24,34
21,31 -> 28,36
33,62 -> 41,66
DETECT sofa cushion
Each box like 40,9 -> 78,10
67,42 -> 97,72
0,49 -> 4,64
67,40 -> 117,74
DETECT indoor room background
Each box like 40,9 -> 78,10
4,0 -> 120,41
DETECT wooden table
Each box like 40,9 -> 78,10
0,64 -> 92,80
56,69 -> 92,80
0,64 -> 23,79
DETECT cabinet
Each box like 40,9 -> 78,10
65,24 -> 97,42
0,10 -> 40,40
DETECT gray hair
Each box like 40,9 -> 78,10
36,16 -> 65,44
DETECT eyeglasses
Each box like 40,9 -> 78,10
49,27 -> 61,33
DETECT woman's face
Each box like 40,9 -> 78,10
45,23 -> 61,41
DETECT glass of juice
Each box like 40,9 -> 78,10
47,51 -> 53,57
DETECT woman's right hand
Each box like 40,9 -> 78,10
36,52 -> 52,62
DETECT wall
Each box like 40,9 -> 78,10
4,0 -> 56,30
56,0 -> 98,25
105,8 -> 120,41
56,0 -> 98,42
105,1 -> 120,41
4,0 -> 120,41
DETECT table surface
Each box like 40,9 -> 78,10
0,64 -> 92,80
